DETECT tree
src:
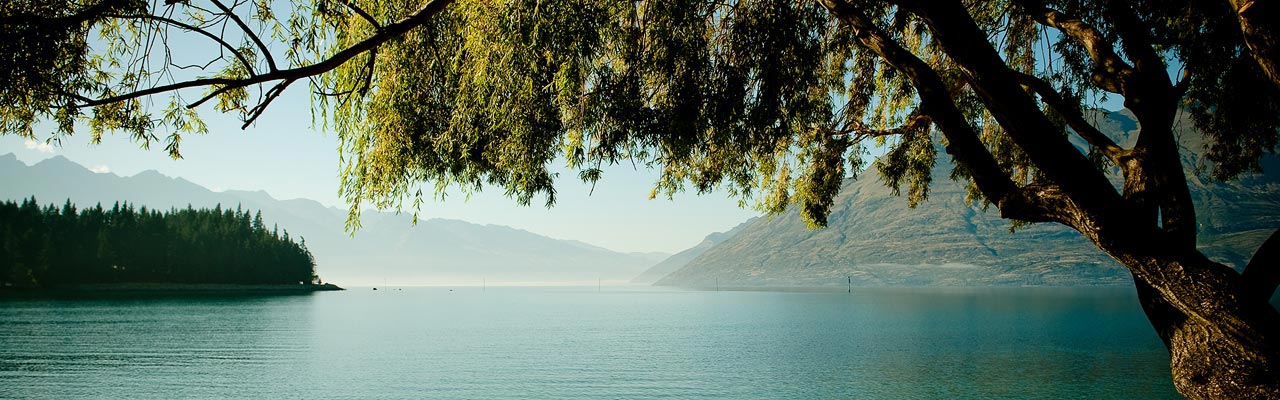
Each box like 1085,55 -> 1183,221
0,199 -> 317,285
2,0 -> 1278,397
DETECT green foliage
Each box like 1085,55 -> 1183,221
323,0 -> 873,227
0,197 -> 317,287
0,0 -> 143,137
2,0 -> 1277,230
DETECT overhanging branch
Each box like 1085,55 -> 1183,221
104,13 -> 256,75
1010,71 -> 1129,164
73,0 -> 455,126
898,0 -> 1124,222
210,0 -> 277,72
1011,0 -> 1134,95
817,0 -> 1018,208
826,114 -> 931,145
997,183 -> 1078,226
338,0 -> 382,29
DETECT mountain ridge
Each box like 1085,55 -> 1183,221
1,154 -> 667,285
654,110 -> 1279,287
631,217 -> 758,284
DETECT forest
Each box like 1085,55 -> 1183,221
0,197 -> 318,288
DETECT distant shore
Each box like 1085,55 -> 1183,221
1,282 -> 344,293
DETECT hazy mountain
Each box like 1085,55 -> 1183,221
655,110 -> 1279,287
0,154 -> 666,286
630,217 -> 757,284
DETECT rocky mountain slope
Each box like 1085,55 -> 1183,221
655,110 -> 1279,287
630,218 -> 756,284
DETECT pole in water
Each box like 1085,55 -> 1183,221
847,276 -> 852,293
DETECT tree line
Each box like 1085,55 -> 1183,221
0,197 -> 317,288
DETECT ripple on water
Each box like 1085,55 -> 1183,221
0,287 -> 1178,399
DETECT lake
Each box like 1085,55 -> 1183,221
0,286 -> 1179,399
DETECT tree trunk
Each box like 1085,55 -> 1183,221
1120,250 -> 1280,399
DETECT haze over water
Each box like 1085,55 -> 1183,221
0,286 -> 1178,399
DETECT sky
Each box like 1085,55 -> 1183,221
0,5 -> 766,255
0,2 -> 1134,255
0,72 -> 1125,257
0,87 -> 759,255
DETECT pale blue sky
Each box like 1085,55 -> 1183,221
1,4 -> 1131,254
0,78 -> 1124,255
1,9 -> 765,255
1,87 -> 761,254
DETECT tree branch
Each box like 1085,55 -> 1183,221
1100,1 -> 1196,250
74,0 -> 455,121
1103,1 -> 1164,76
1011,0 -> 1134,95
998,183 -> 1079,226
828,114 -> 931,145
242,78 -> 294,128
1242,228 -> 1280,303
817,0 -> 1019,208
898,0 -> 1124,222
105,13 -> 256,75
1227,0 -> 1280,89
1010,70 -> 1128,164
210,0 -> 277,72
338,0 -> 382,29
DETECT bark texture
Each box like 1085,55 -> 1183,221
1228,0 -> 1280,89
1125,251 -> 1280,399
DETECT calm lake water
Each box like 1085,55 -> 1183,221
0,286 -> 1179,399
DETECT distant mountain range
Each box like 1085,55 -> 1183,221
629,218 -> 756,284
0,154 -> 667,286
651,110 -> 1280,287
9,109 -> 1273,289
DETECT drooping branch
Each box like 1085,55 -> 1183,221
242,78 -> 296,128
1012,0 -> 1134,95
210,0 -> 277,72
104,13 -> 256,75
1010,70 -> 1128,164
827,114 -> 931,145
898,0 -> 1124,222
74,0 -> 455,124
1242,229 -> 1280,303
338,0 -> 382,29
818,0 -> 1063,225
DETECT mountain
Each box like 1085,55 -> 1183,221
630,217 -> 757,284
655,110 -> 1280,287
0,154 -> 666,286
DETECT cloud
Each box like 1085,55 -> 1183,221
90,165 -> 110,174
23,139 -> 55,154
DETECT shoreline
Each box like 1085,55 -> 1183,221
1,282 -> 344,293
